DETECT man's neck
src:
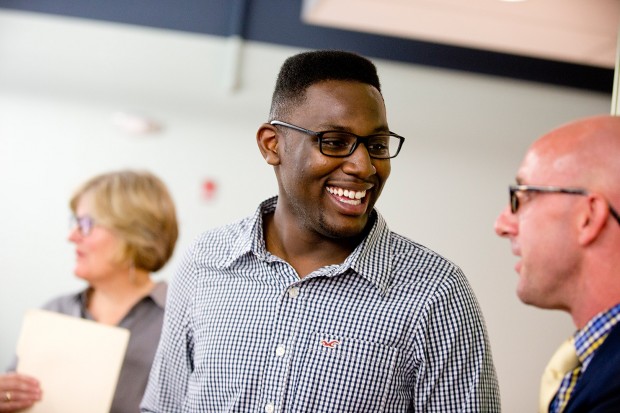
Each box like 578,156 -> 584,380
263,212 -> 365,278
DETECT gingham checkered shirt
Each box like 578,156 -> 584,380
550,302 -> 620,413
142,196 -> 500,412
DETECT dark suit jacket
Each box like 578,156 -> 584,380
563,322 -> 620,412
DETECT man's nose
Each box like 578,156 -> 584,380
342,143 -> 378,178
494,205 -> 516,237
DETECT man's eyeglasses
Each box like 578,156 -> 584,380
69,215 -> 96,236
509,184 -> 620,225
270,120 -> 405,159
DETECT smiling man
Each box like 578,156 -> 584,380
142,50 -> 500,412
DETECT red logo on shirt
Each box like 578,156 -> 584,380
320,339 -> 341,349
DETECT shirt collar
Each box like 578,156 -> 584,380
219,196 -> 275,267
345,210 -> 393,295
574,301 -> 620,365
222,196 -> 393,294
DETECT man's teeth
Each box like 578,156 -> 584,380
327,187 -> 366,201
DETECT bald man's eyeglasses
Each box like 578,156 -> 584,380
509,184 -> 620,225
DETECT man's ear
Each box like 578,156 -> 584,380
257,123 -> 280,166
578,194 -> 609,246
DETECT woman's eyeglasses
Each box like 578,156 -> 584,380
69,215 -> 96,236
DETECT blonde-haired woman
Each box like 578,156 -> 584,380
0,170 -> 178,413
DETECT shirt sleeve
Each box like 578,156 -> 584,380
412,266 -> 501,412
141,243 -> 197,412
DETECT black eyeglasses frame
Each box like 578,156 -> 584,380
269,120 -> 405,159
509,184 -> 620,225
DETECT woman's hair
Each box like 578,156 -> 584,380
70,169 -> 179,272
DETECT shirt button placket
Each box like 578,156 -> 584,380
263,284 -> 299,411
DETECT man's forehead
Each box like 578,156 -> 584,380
292,82 -> 385,116
518,142 -> 579,183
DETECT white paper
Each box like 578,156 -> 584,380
15,309 -> 130,413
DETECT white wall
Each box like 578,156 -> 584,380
0,9 -> 610,411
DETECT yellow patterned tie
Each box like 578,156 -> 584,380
539,337 -> 580,413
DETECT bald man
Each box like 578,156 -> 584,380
495,115 -> 620,413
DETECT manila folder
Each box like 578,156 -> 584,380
16,309 -> 130,413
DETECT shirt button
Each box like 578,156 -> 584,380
275,345 -> 286,357
265,402 -> 275,413
288,287 -> 300,298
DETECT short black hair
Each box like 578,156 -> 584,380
268,49 -> 381,120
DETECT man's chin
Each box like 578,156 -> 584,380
516,289 -> 559,310
320,213 -> 371,238
516,283 -> 537,307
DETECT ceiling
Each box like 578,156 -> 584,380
302,0 -> 619,69
0,0 -> 615,92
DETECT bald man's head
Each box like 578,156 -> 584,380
528,115 -> 620,203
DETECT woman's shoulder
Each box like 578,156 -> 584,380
149,281 -> 167,308
40,289 -> 85,317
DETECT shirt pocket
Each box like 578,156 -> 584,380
290,332 -> 399,412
